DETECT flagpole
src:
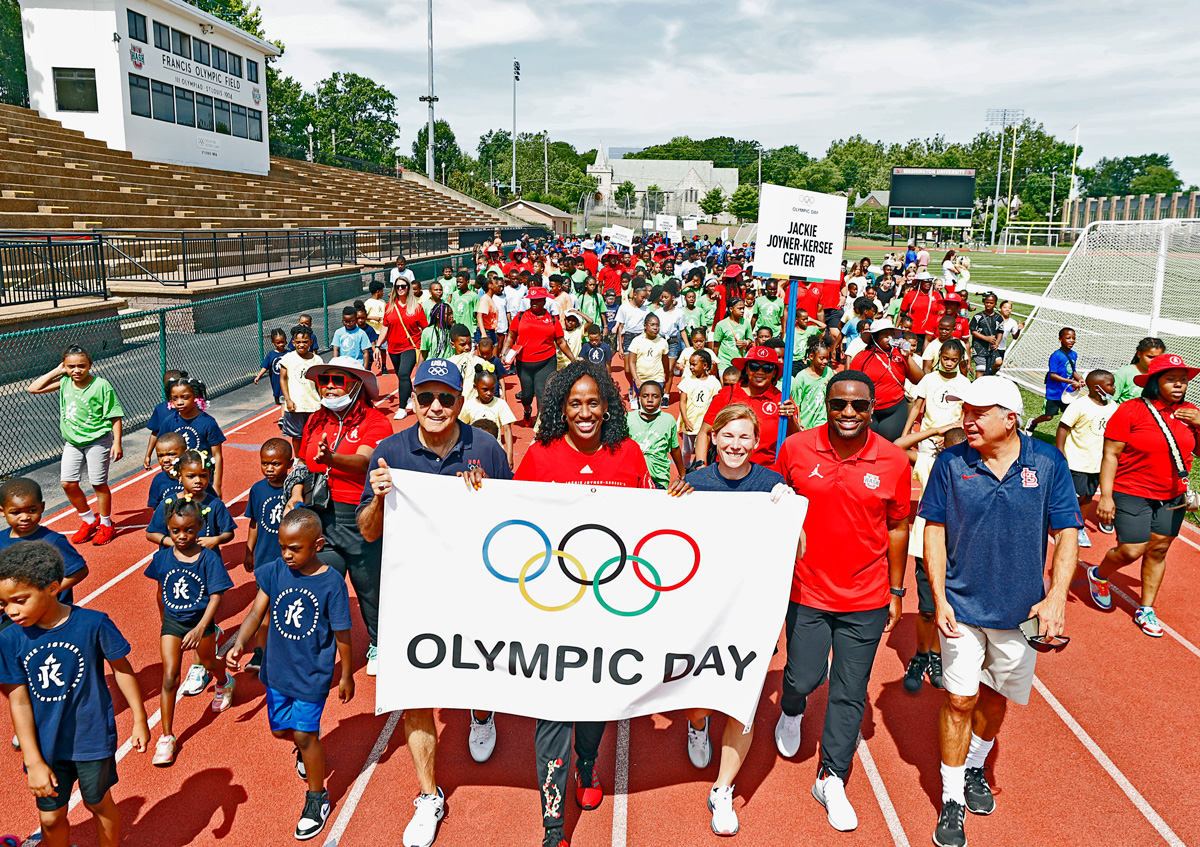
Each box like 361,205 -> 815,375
776,275 -> 799,455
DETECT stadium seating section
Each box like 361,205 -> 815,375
0,103 -> 507,231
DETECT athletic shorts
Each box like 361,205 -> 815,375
61,433 -> 113,486
621,331 -> 637,354
1071,470 -> 1099,499
1112,490 -> 1186,545
913,558 -> 935,615
972,350 -> 997,375
35,755 -> 118,811
279,410 -> 311,439
1042,398 -> 1069,418
160,613 -> 219,640
264,685 -> 326,733
940,623 -> 1036,705
679,432 -> 697,459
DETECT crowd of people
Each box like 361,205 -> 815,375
1,231 -> 1197,847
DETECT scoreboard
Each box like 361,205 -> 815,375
888,168 -> 976,228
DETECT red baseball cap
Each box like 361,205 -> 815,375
723,264 -> 743,279
1133,352 -> 1200,386
732,345 -> 781,372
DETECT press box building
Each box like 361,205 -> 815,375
19,0 -> 280,175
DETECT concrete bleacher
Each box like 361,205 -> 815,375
0,103 -> 510,232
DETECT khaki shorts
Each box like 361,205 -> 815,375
940,623 -> 1036,705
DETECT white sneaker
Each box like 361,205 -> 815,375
812,770 -> 858,831
366,644 -> 379,677
1078,527 -> 1091,548
403,787 -> 445,847
774,712 -> 802,758
394,409 -> 409,421
180,664 -> 210,696
708,785 -> 739,836
468,711 -> 497,763
686,716 -> 712,768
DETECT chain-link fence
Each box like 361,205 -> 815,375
0,254 -> 467,478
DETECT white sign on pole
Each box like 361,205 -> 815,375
683,219 -> 698,231
753,184 -> 847,280
376,471 -> 805,725
610,225 -> 634,248
720,227 -> 729,242
642,220 -> 655,230
655,213 -> 677,234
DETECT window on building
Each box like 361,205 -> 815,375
175,88 -> 195,127
230,103 -> 247,138
248,108 -> 262,141
128,73 -> 151,118
192,38 -> 209,66
151,80 -> 174,123
127,10 -> 147,43
214,99 -> 230,134
196,94 -> 214,131
171,29 -> 190,58
212,46 -> 227,72
153,21 -> 170,50
228,53 -> 242,78
52,68 -> 98,112
247,60 -> 259,83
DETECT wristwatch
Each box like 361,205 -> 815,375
889,587 -> 906,598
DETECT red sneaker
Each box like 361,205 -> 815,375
92,524 -> 116,546
574,760 -> 603,810
70,519 -> 99,544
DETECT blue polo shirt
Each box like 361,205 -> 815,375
357,423 -> 513,511
918,434 -> 1081,630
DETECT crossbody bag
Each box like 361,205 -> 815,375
1142,399 -> 1200,512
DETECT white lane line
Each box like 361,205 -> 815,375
322,711 -> 402,846
1107,584 -> 1200,660
42,405 -> 281,527
855,732 -> 911,847
1171,532 -> 1200,553
610,718 -> 631,847
1034,677 -> 1186,847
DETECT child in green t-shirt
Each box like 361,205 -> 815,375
418,303 -> 455,364
791,335 -> 834,430
791,307 -> 825,376
626,382 -> 684,489
27,344 -> 125,545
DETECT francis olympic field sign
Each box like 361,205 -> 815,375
375,470 -> 805,725
753,184 -> 847,280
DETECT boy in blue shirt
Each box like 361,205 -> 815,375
582,323 -> 613,368
242,438 -> 292,672
354,304 -> 380,372
255,328 -> 289,404
0,540 -> 149,847
227,508 -> 353,842
1026,326 -> 1084,433
0,478 -> 89,630
332,306 -> 372,365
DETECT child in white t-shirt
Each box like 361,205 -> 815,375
628,313 -> 670,395
905,338 -> 971,455
676,349 -> 721,466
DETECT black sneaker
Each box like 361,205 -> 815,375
247,647 -> 264,673
926,652 -> 945,689
295,745 -> 306,780
934,799 -> 967,847
295,790 -> 330,841
964,767 -> 995,815
903,653 -> 928,692
543,825 -> 568,847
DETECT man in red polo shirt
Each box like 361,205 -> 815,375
773,370 -> 911,833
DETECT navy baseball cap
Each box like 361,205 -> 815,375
412,358 -> 463,391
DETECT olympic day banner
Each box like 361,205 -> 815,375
375,470 -> 806,725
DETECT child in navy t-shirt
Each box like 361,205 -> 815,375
581,323 -> 613,368
0,540 -> 149,844
145,451 -> 235,552
255,329 -> 289,404
242,439 -> 292,671
226,508 -> 353,841
0,478 -> 89,622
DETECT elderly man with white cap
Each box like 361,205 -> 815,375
918,376 -> 1081,847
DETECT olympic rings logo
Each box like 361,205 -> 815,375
482,520 -> 701,617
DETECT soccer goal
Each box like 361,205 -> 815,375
998,222 -> 1075,252
1000,219 -> 1200,403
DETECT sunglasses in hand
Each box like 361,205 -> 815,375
1018,616 -> 1070,653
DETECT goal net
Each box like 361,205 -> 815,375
1001,219 -> 1200,404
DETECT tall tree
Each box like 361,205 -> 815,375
1130,164 -> 1183,194
0,0 -> 27,106
699,186 -> 726,219
410,119 -> 463,179
1082,154 -> 1176,196
613,180 -> 637,209
727,184 -> 759,222
266,72 -> 314,150
313,72 -> 399,165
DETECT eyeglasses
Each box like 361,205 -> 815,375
416,391 -> 458,408
316,374 -> 354,388
827,398 -> 874,413
744,361 -> 777,373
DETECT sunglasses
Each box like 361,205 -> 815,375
1018,616 -> 1071,653
316,374 -> 354,388
394,283 -> 410,290
827,398 -> 874,413
416,391 -> 458,408
744,361 -> 777,373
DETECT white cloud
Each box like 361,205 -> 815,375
257,0 -> 1200,183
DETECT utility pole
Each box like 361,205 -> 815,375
1068,124 -> 1080,228
757,144 -> 762,190
512,59 -> 520,199
419,0 -> 438,180
1006,123 -> 1019,224
985,108 -> 1023,246
543,130 -> 549,194
489,159 -> 493,193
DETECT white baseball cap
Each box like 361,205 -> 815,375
947,376 -> 1024,417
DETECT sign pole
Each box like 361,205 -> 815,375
776,276 -> 799,455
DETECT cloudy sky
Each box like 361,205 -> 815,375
256,0 -> 1200,184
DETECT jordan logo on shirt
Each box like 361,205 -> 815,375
38,654 -> 65,689
808,464 -> 824,479
284,598 -> 305,628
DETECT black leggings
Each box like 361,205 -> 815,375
535,719 -> 607,828
517,356 -> 557,414
870,399 -> 908,442
317,501 -> 381,646
388,349 -> 418,410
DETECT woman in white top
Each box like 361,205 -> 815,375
940,250 -> 959,291
993,299 -> 1025,369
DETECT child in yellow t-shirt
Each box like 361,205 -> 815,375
447,325 -> 490,404
1054,369 -> 1116,548
677,349 -> 721,466
627,313 -> 669,393
557,311 -> 586,370
458,368 -> 516,469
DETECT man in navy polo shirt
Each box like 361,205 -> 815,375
919,376 -> 1080,847
357,358 -> 511,847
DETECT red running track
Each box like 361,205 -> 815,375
3,365 -> 1200,847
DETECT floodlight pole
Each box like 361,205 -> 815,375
544,130 -> 549,194
1006,124 -> 1019,222
512,59 -> 520,199
985,108 -> 1023,246
991,133 -> 1004,245
423,0 -> 436,180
